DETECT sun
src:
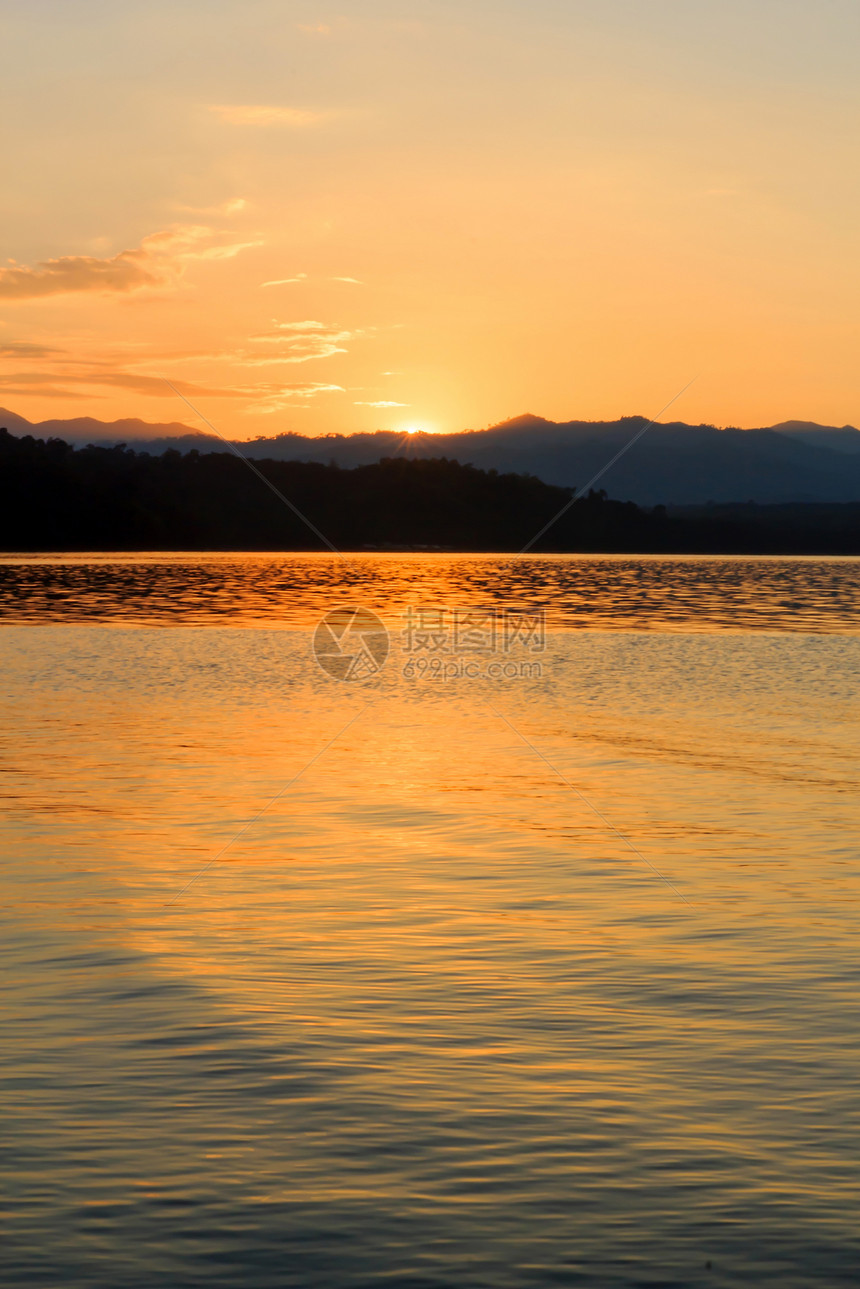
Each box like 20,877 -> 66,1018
396,422 -> 439,447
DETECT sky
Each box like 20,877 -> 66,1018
1,0 -> 860,439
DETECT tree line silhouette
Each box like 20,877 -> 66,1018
2,427 -> 859,553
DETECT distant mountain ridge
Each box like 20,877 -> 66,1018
2,406 -> 860,504
768,420 -> 860,456
4,425 -> 860,554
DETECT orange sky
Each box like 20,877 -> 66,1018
2,1 -> 860,439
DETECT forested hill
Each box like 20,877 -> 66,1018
4,407 -> 860,505
2,428 -> 860,553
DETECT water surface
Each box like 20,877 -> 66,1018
2,550 -> 859,631
2,555 -> 859,1287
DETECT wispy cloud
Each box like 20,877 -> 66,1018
298,23 -> 331,35
208,104 -> 332,128
265,320 -> 331,332
248,320 -> 353,363
193,241 -> 261,261
261,273 -> 307,287
177,198 -> 248,216
2,297 -> 360,419
1,368 -> 241,400
0,328 -> 350,416
0,384 -> 90,400
0,225 -> 262,301
0,247 -> 162,301
247,383 -> 344,413
354,400 -> 410,407
0,361 -> 344,409
261,273 -> 363,287
0,341 -> 64,358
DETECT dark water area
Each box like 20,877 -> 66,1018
1,555 -> 859,1287
1,551 -> 859,631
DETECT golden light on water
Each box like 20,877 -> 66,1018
3,554 -> 860,1282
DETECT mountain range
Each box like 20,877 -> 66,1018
2,407 -> 860,505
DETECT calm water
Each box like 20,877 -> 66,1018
2,554 -> 859,1288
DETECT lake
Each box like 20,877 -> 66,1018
2,554 -> 859,1287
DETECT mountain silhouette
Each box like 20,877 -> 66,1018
2,426 -> 859,553
768,420 -> 860,456
3,407 -> 860,504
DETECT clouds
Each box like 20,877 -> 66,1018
208,104 -> 332,128
0,247 -> 163,301
262,274 -> 308,287
0,226 -> 261,301
0,205 -> 382,424
1,368 -> 228,400
0,354 -> 249,401
0,314 -> 358,415
261,274 -> 363,287
247,383 -> 345,414
177,198 -> 248,217
0,354 -> 346,410
354,400 -> 410,407
0,342 -> 63,358
0,191 -> 383,421
247,320 -> 354,364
